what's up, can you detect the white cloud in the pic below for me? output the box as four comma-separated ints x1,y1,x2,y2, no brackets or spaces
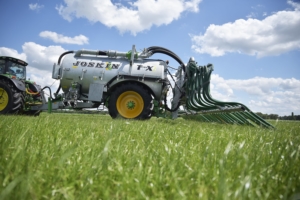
191,1,300,57
0,44,65,97
184,0,201,12
29,3,44,11
210,74,300,115
56,0,202,35
0,47,27,61
39,31,89,45
288,0,300,11
22,42,67,71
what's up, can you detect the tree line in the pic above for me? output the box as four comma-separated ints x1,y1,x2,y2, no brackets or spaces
256,112,300,120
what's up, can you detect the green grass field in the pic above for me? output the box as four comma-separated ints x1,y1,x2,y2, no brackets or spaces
0,113,299,199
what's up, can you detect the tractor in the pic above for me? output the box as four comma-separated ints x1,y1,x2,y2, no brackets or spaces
0,56,45,115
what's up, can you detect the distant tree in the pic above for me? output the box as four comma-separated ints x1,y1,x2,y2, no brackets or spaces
269,114,279,120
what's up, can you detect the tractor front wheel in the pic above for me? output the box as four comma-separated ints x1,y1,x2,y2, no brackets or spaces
0,79,23,114
108,83,153,119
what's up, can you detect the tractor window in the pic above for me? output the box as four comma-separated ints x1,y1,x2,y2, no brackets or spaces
0,60,4,74
7,61,26,79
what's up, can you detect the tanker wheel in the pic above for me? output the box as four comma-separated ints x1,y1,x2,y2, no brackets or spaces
0,79,23,114
108,83,153,119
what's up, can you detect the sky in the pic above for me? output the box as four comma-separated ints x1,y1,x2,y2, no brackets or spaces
0,0,299,116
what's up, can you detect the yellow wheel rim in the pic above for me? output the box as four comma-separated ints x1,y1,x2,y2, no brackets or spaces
116,91,144,119
0,88,9,111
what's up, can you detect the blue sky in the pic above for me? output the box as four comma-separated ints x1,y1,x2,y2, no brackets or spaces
0,0,299,116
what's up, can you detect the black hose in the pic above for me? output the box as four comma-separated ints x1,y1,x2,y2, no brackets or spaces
58,51,74,65
164,93,183,112
42,86,53,100
54,84,61,97
146,46,186,72
56,51,75,95
146,46,185,112
97,51,107,56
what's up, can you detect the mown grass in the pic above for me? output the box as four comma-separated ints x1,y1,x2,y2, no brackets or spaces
0,113,299,199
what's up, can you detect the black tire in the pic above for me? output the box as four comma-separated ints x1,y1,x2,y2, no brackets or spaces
108,83,153,119
0,79,24,114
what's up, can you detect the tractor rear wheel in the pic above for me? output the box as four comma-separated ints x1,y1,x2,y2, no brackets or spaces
0,79,23,114
108,83,153,119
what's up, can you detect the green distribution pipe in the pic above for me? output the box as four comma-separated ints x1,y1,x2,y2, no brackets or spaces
183,60,275,129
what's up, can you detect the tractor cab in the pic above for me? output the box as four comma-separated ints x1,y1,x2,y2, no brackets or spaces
0,56,27,80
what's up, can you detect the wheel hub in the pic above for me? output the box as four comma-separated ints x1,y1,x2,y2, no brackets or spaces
127,101,135,110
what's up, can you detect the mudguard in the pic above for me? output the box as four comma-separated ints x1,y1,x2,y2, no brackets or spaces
0,75,25,91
